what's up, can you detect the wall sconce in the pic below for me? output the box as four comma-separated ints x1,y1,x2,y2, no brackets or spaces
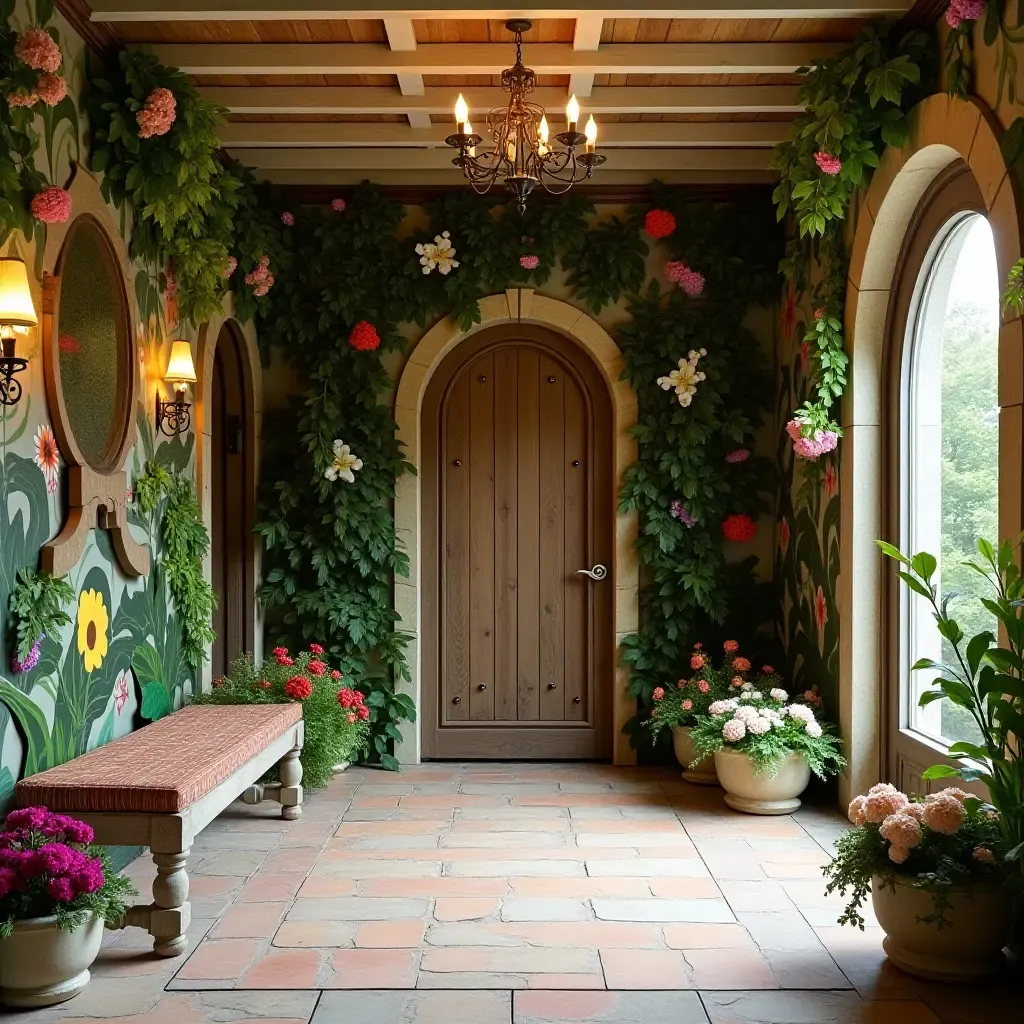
0,257,38,407
156,339,197,436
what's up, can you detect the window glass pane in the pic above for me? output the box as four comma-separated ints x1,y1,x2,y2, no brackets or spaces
906,215,998,748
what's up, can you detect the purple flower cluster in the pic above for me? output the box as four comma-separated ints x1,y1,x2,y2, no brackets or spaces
0,807,103,907
670,500,697,527
10,633,44,674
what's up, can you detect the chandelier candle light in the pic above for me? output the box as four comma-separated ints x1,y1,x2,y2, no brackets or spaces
446,20,605,213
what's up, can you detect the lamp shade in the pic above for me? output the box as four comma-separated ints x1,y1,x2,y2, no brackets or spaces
164,340,197,384
0,257,38,328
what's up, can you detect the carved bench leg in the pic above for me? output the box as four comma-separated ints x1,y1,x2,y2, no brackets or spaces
279,744,303,821
150,848,191,957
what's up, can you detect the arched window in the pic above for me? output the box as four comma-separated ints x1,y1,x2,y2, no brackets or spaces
894,171,999,779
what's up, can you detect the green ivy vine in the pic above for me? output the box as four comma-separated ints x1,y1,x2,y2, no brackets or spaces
771,22,931,437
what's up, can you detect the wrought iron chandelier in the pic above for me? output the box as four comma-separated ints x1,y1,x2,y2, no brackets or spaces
445,19,605,213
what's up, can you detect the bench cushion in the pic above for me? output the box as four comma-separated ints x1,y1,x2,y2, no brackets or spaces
15,704,303,814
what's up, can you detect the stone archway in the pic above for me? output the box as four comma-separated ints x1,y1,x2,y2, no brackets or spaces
393,290,639,765
840,94,1021,801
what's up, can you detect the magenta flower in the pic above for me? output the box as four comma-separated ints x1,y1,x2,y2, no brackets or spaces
331,198,346,212
30,185,71,224
281,211,295,226
520,254,539,270
945,0,985,27
725,448,750,464
670,500,697,527
814,152,842,176
11,633,44,674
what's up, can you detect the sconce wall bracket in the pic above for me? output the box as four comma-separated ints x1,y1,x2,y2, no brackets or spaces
0,336,28,407
156,390,192,437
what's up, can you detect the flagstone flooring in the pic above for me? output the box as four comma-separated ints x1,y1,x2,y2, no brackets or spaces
14,763,1023,1023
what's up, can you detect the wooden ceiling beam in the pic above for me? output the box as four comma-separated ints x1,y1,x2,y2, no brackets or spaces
217,120,789,147
91,1,912,21
569,16,603,101
204,84,803,114
153,40,842,75
224,145,774,170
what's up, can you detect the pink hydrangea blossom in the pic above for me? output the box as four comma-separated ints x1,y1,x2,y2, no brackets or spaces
973,846,995,864
520,254,539,270
245,255,274,297
697,679,710,694
814,151,842,175
786,418,839,461
7,90,38,107
725,448,750,464
682,699,693,711
15,27,62,73
690,653,705,670
921,793,965,835
223,255,237,278
331,198,346,212
664,261,687,282
664,260,705,296
936,787,971,803
862,783,909,824
281,211,295,226
35,73,66,106
880,812,923,850
652,687,665,701
945,0,985,28
136,87,176,139
888,844,910,864
30,185,71,224
847,795,867,825
722,718,746,742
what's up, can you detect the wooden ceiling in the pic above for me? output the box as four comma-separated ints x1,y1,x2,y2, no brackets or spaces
73,2,918,185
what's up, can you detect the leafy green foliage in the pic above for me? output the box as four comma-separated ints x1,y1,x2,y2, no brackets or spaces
878,536,1024,881
8,568,74,662
772,22,931,436
823,793,1008,930
191,649,369,789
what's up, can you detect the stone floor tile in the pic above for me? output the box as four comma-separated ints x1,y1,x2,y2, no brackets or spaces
312,858,442,878
312,989,511,1024
357,877,510,898
296,876,357,898
434,897,502,921
449,819,571,833
509,877,652,898
684,947,779,989
499,898,590,922
192,851,268,877
446,859,585,877
286,896,429,921
323,948,422,988
239,949,323,988
778,879,847,910
600,949,695,989
212,901,289,939
401,795,511,808
648,878,723,899
760,859,830,880
273,922,358,947
587,859,710,878
339,834,443,850
56,989,319,1023
457,805,569,820
514,990,710,1024
421,945,600,974
191,831,284,852
763,950,853,989
174,938,263,981
699,991,942,1024
354,919,426,947
592,898,734,923
916,978,1024,1024
663,923,757,950
736,910,826,951
811,926,922,1000
718,880,795,914
239,872,310,902
342,808,456,822
426,921,662,949
439,832,570,849
335,819,451,836
516,794,668,808
576,832,695,848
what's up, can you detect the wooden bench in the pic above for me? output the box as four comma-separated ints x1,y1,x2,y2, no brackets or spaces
14,704,304,957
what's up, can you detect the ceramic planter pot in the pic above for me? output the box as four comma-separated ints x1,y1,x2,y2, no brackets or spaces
871,877,1012,982
672,726,718,785
713,748,810,814
0,912,104,1008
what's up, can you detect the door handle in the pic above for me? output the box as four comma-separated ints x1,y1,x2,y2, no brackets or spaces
575,564,608,581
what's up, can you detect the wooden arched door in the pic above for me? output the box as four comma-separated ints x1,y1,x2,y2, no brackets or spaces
210,322,256,679
422,324,613,758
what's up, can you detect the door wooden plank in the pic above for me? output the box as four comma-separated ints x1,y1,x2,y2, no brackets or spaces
563,373,588,723
493,347,519,722
469,353,496,722
517,348,541,722
538,354,565,722
444,371,471,722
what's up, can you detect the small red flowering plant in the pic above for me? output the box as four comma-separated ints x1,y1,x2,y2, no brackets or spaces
0,808,137,938
191,645,369,788
647,641,742,738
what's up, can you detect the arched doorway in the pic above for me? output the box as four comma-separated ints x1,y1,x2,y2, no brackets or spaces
421,324,614,759
209,321,256,679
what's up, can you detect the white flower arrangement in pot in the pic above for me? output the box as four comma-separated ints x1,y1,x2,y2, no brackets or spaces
824,783,1012,982
688,685,844,814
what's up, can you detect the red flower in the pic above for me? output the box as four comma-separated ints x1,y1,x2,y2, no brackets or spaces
723,640,739,653
358,705,369,720
276,655,294,666
272,647,288,657
331,669,342,680
761,665,775,674
652,687,665,701
779,516,790,554
644,208,676,239
258,680,271,689
693,642,702,650
338,687,363,709
347,712,357,724
732,656,751,673
307,659,326,676
721,514,757,543
690,653,705,670
824,461,838,498
309,643,324,654
814,585,829,631
285,676,313,700
349,321,380,351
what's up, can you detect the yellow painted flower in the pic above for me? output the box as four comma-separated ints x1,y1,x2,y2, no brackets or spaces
76,589,109,673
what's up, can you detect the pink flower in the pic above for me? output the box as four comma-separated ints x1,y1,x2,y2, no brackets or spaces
331,198,346,212
973,846,995,864
7,90,38,107
862,783,909,824
725,448,750,464
814,586,828,631
945,0,985,28
679,266,705,297
697,679,710,694
15,28,62,73
35,73,66,106
847,795,867,825
664,260,687,282
137,87,176,138
722,719,746,742
223,256,237,278
723,640,739,653
309,643,325,654
888,844,909,864
652,687,665,701
732,656,751,673
114,673,129,714
762,665,775,674
880,812,923,850
670,500,696,527
731,676,744,688
690,654,705,670
358,705,369,720
520,254,539,270
921,793,965,835
347,712,357,724
682,699,693,711
786,418,839,461
31,185,71,224
814,151,842,175
281,211,295,226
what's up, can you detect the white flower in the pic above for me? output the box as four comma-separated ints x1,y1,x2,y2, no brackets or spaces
708,699,738,716
805,720,823,738
656,349,706,407
769,688,789,701
785,704,814,723
747,717,771,735
739,690,763,701
325,439,363,483
722,718,746,742
415,230,459,275
734,705,760,724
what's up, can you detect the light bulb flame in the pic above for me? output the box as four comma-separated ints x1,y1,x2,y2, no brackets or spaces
585,115,597,143
454,93,469,125
566,94,580,126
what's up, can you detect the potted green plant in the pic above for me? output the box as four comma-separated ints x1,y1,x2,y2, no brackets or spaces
876,538,1024,956
191,644,370,788
689,683,844,814
824,782,1011,981
648,641,773,785
0,808,137,1008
